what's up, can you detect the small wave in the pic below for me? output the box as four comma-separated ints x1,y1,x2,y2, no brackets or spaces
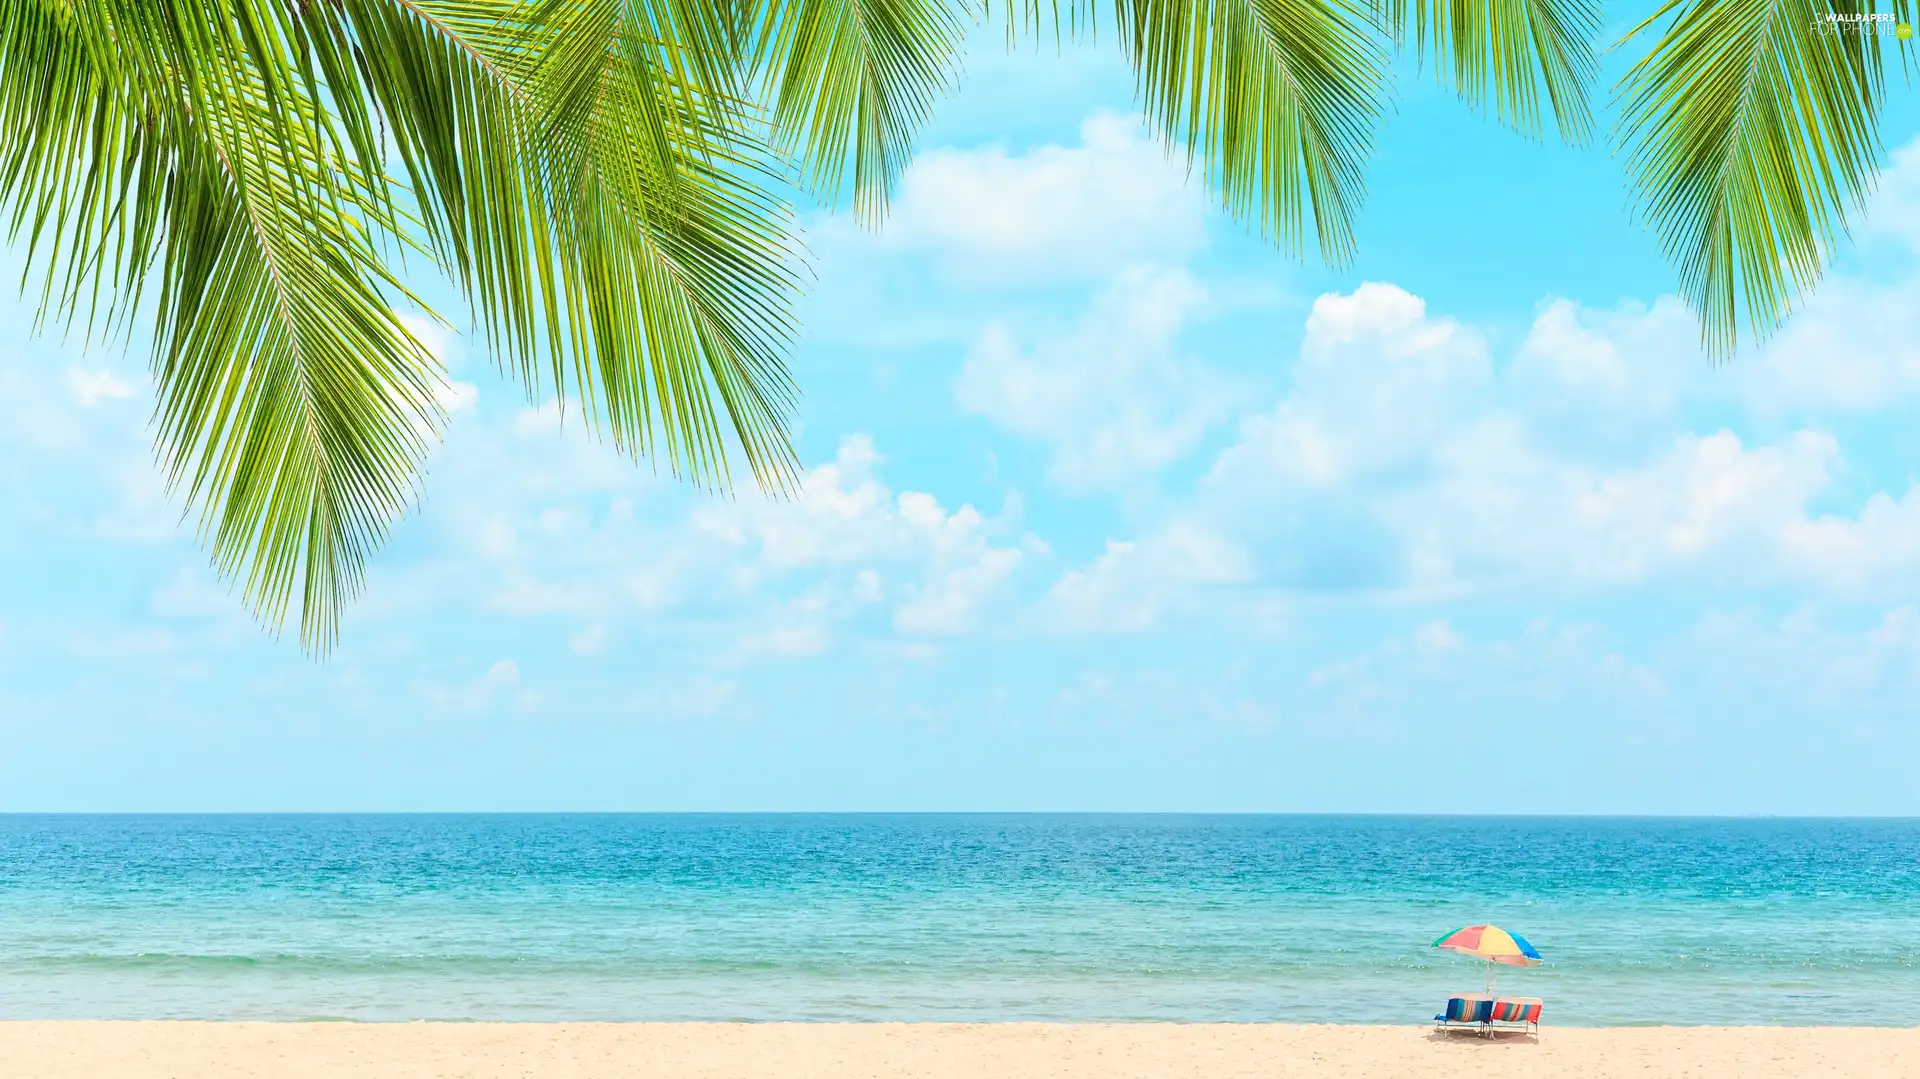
5,953,553,975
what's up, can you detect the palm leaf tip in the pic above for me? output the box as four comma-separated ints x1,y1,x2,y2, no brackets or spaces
0,0,447,655
1379,0,1601,143
1116,0,1391,267
753,0,973,223
1614,0,1890,355
507,0,807,494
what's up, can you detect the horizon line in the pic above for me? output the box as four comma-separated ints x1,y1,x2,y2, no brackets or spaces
0,810,1916,819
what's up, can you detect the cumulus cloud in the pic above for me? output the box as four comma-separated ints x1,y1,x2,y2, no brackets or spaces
897,545,1022,635
1207,283,1489,492
1511,285,1920,422
956,268,1234,492
882,113,1207,280
1047,525,1253,632
1500,140,1920,426
420,425,1035,656
1507,296,1698,439
1388,426,1852,593
1052,248,1920,623
700,437,1030,638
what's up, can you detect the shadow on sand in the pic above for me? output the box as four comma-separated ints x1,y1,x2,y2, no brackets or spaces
1424,1028,1541,1047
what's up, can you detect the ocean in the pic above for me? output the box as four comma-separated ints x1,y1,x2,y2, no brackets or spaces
0,814,1914,1025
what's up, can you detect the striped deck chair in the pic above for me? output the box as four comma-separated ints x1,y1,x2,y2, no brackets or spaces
1488,997,1543,1035
1432,994,1494,1031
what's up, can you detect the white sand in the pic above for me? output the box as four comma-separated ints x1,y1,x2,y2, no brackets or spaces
1,1022,1914,1079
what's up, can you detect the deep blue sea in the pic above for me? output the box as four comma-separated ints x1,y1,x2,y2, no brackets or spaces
0,814,1915,1024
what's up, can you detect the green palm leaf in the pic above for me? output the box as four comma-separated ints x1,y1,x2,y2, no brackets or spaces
1616,0,1906,354
1378,0,1600,141
4,0,1907,659
0,0,805,653
0,0,441,653
750,0,972,221
351,0,804,489
1114,0,1389,265
519,0,804,486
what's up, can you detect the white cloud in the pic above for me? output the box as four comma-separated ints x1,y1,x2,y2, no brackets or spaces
1737,278,1920,414
1048,524,1253,632
2,364,87,451
957,268,1234,492
1781,485,1920,591
436,380,479,413
397,312,457,365
1208,283,1489,492
1513,285,1920,421
1502,139,1920,423
1688,605,1920,706
883,113,1207,280
1050,254,1920,616
698,438,1030,639
0,350,185,548
1389,426,1848,593
1857,137,1920,253
679,679,739,716
738,623,832,659
64,368,136,406
697,436,896,570
421,659,542,715
895,546,1021,635
1509,296,1696,433
412,425,1035,657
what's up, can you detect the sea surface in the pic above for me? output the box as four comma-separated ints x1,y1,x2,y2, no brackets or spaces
0,814,1915,1025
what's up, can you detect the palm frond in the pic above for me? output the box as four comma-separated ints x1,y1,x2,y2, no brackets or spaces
361,0,805,489
1114,0,1389,265
0,0,806,654
748,0,973,221
1616,0,1906,354
1377,0,1600,142
521,0,805,487
0,0,440,653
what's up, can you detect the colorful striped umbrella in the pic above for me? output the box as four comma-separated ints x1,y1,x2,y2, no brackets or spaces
1432,925,1542,992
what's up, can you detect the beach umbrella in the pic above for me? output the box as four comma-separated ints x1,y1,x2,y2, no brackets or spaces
1432,925,1542,992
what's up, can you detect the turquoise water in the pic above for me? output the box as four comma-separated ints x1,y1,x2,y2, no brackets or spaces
0,814,1915,1024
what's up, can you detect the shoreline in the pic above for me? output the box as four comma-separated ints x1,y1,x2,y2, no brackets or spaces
2,1018,1915,1027
0,1021,1913,1078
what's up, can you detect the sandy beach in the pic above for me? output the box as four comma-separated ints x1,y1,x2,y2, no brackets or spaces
0,1022,1913,1079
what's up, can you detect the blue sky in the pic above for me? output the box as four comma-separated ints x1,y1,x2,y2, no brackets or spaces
6,25,1920,813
